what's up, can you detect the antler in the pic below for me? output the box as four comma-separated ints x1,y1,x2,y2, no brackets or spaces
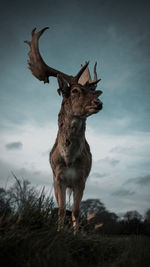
24,27,89,85
78,61,101,89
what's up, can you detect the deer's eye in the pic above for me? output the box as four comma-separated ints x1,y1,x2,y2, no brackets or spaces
72,88,79,94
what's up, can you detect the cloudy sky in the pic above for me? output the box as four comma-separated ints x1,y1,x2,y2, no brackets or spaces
0,0,150,215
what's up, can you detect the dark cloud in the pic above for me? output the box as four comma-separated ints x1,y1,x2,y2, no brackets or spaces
110,146,132,154
112,189,135,197
126,174,150,186
0,160,52,188
97,157,119,166
90,172,106,179
137,175,150,186
13,167,52,187
5,142,23,150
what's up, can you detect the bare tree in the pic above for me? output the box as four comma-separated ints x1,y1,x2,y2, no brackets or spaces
145,209,150,222
123,210,143,222
80,199,105,218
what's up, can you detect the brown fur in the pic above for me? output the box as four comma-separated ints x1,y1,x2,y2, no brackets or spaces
50,82,102,232
25,27,103,233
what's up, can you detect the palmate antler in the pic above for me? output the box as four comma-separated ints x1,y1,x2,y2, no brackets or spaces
24,27,89,85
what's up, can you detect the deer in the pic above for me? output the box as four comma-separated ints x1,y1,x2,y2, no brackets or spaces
25,27,103,233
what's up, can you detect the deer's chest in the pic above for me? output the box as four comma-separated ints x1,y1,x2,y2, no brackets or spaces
63,167,77,182
59,141,84,167
61,166,83,187
58,118,85,164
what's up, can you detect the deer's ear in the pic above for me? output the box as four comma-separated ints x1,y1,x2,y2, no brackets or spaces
57,74,69,96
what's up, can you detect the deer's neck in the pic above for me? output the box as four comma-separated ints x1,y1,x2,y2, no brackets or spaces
57,104,86,166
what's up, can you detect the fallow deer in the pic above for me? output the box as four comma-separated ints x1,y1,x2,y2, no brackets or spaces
25,27,103,233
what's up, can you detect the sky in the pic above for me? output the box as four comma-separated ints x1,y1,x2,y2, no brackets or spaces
0,0,150,216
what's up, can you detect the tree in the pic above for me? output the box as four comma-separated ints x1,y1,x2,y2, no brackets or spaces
145,209,150,222
80,199,106,218
123,210,143,222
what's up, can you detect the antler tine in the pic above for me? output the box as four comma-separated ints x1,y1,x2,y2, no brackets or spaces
32,27,49,38
89,62,101,89
24,27,73,84
93,62,98,81
89,79,101,86
74,61,89,83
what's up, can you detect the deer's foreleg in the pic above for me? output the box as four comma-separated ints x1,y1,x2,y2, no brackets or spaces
54,180,66,231
72,184,85,234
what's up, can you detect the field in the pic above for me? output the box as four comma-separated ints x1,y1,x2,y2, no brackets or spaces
0,224,150,267
0,179,150,267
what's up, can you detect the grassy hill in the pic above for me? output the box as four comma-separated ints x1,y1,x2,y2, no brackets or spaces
0,178,150,267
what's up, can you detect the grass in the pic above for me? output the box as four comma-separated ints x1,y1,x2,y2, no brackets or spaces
1,212,150,267
0,222,150,267
0,178,150,267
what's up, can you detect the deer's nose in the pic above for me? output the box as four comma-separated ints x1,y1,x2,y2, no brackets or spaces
94,100,100,105
93,99,103,109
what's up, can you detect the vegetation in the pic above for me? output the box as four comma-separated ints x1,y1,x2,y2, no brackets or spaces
0,176,150,267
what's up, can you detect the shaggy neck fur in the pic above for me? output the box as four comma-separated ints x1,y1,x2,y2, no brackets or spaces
57,100,86,166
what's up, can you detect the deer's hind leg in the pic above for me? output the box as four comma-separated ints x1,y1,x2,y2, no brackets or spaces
54,179,66,231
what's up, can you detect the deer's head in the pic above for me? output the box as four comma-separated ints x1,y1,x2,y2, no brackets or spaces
57,76,103,118
25,27,103,118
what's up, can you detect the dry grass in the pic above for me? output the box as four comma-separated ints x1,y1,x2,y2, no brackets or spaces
0,177,150,267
